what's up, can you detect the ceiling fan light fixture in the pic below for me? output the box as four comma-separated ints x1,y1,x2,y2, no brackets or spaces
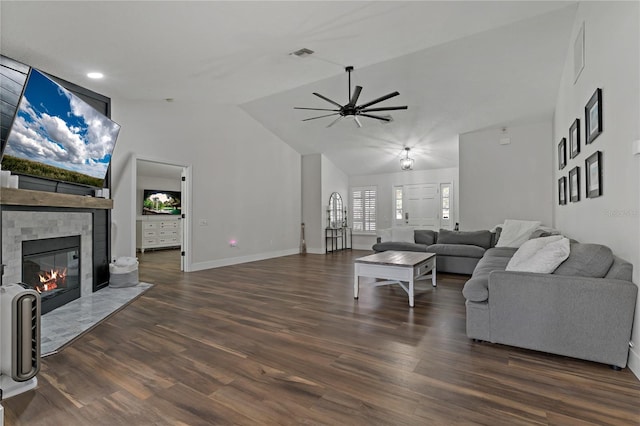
294,65,407,126
400,147,414,171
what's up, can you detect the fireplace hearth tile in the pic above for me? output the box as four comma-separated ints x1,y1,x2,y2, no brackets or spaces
41,282,153,356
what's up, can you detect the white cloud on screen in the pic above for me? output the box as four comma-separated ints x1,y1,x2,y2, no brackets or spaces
5,92,119,179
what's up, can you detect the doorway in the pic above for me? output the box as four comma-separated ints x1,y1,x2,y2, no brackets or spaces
132,157,191,272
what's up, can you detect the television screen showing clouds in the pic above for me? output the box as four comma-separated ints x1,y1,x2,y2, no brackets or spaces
2,69,120,181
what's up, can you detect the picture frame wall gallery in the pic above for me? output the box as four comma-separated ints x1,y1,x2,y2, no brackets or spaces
558,88,604,205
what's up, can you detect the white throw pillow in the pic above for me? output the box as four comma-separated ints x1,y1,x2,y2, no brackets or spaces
495,219,541,248
378,228,392,242
506,235,570,273
392,227,415,243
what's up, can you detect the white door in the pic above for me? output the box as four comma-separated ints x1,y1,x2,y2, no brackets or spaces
403,184,438,228
180,168,187,272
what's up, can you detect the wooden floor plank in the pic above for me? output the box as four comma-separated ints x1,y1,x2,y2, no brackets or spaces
3,249,639,425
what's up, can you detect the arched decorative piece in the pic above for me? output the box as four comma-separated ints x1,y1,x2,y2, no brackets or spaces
328,192,344,229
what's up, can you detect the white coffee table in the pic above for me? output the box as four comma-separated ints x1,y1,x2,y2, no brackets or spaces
354,251,436,307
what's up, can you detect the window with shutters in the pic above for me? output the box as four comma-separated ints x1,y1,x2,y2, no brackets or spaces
351,186,377,233
393,186,403,226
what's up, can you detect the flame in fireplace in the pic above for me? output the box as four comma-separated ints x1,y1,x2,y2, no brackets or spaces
36,268,67,293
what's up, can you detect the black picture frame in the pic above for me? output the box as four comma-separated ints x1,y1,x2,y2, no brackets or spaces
585,151,602,198
569,119,580,158
569,166,580,202
558,138,567,170
558,176,567,205
585,88,603,144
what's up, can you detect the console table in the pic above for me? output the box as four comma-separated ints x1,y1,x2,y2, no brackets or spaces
325,227,352,253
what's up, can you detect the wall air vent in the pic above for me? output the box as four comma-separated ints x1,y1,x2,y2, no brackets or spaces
290,48,314,58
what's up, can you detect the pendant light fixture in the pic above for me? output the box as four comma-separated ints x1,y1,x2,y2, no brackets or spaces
400,147,414,170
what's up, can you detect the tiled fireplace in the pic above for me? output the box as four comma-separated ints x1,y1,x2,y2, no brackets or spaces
1,211,93,312
22,235,82,314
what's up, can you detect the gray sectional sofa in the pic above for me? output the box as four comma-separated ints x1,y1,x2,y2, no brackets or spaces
463,243,637,369
372,229,497,275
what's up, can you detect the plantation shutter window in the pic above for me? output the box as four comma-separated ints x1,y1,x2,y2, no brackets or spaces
352,186,377,233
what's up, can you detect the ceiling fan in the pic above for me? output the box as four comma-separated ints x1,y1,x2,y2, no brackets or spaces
294,66,408,128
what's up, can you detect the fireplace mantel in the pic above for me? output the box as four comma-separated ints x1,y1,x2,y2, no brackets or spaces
0,188,112,209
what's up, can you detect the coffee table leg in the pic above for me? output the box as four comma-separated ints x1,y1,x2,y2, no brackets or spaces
354,274,359,299
432,262,437,287
409,277,414,307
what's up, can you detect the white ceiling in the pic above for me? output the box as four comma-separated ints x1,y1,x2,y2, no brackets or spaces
1,1,577,176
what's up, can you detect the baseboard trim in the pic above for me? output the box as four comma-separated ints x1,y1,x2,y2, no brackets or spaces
189,248,300,271
627,346,640,380
305,248,325,255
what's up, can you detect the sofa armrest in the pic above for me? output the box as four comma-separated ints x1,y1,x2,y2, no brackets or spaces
488,271,638,367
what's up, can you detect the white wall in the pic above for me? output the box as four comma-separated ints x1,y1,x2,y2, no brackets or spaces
301,154,322,253
301,154,349,254
349,167,459,249
459,121,553,230
552,1,640,376
110,100,301,270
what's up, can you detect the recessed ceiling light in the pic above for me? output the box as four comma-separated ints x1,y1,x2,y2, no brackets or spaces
87,72,104,79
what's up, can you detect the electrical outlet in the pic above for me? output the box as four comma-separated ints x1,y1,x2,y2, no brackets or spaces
199,219,208,226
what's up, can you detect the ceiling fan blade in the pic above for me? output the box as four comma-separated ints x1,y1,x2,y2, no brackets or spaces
360,106,408,113
313,92,343,108
294,107,340,112
302,113,340,122
327,116,344,128
354,116,363,128
359,113,392,122
348,85,362,106
357,91,400,109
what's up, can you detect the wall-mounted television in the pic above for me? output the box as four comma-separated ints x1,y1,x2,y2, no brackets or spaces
142,190,181,215
1,68,121,187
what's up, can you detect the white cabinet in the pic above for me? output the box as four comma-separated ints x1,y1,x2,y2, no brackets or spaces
136,218,181,252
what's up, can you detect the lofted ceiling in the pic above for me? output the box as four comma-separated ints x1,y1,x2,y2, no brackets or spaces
0,1,577,176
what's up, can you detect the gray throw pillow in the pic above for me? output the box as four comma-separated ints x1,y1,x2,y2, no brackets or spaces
553,243,614,278
414,230,437,245
437,229,493,249
492,227,502,247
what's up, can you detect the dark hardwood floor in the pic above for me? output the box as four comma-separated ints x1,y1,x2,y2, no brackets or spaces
3,249,640,425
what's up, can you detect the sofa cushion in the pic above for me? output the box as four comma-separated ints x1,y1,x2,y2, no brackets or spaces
506,236,570,274
495,219,541,248
414,229,437,245
484,247,519,258
391,227,415,243
553,243,614,278
437,229,493,249
462,255,512,302
372,242,427,253
605,256,633,281
426,244,486,259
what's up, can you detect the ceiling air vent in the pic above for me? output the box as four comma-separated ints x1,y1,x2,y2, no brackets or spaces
290,48,314,58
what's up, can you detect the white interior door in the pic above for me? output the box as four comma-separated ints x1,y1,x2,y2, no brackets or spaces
403,184,438,228
180,169,186,272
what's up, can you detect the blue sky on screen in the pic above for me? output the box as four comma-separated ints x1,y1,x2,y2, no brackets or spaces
4,69,120,179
